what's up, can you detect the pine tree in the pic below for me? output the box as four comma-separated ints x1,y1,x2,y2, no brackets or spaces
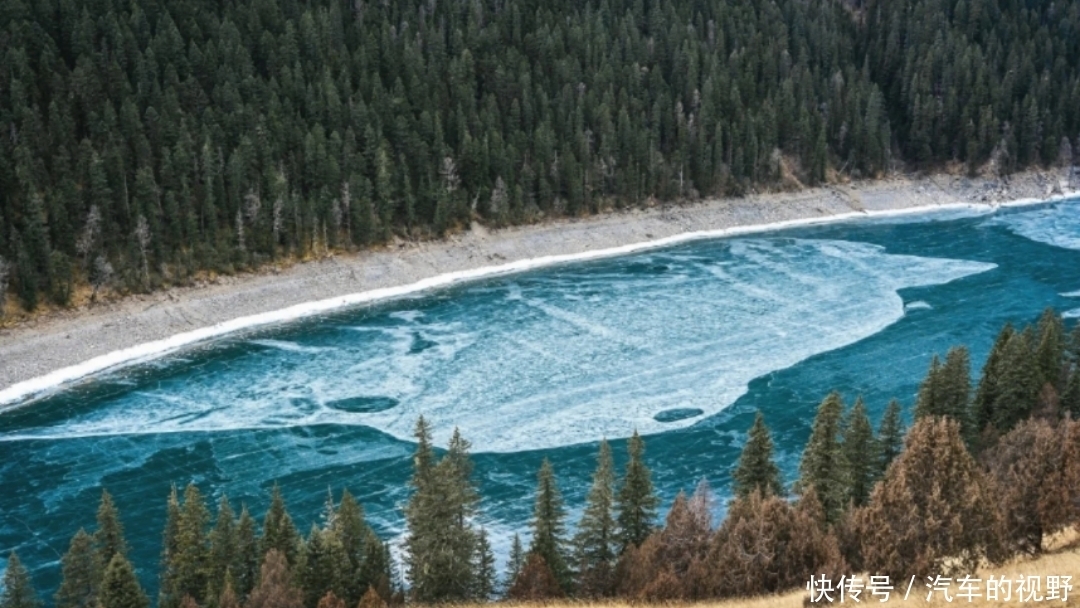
95,490,129,567
914,355,944,420
529,459,571,592
298,526,348,608
404,422,480,602
1063,366,1080,419
616,431,659,552
505,534,525,592
260,485,299,566
233,507,259,599
55,529,100,608
473,528,496,600
939,347,973,439
1034,308,1066,390
98,555,149,608
207,495,238,606
877,399,905,476
841,397,878,507
162,484,211,608
973,324,1014,432
993,329,1040,431
732,411,784,498
331,490,369,605
1,552,41,608
796,392,849,524
573,440,617,597
159,487,182,608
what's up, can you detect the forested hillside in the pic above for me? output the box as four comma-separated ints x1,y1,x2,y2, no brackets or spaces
1,0,1078,310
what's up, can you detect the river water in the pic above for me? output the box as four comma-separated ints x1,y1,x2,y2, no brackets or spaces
2,200,1079,596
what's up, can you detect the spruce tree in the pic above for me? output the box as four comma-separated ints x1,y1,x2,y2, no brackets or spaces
55,529,100,608
331,490,369,605
207,496,238,607
1063,367,1080,419
98,555,149,608
993,329,1040,431
404,421,480,602
572,439,617,597
1,552,41,608
162,483,211,608
233,506,259,599
841,397,878,507
260,485,299,566
529,459,571,592
939,347,973,439
95,490,129,567
973,324,1014,432
298,526,348,608
877,399,905,476
732,411,784,498
913,355,944,420
796,392,849,524
505,534,525,592
473,528,496,600
616,431,659,552
1034,308,1066,390
159,487,181,608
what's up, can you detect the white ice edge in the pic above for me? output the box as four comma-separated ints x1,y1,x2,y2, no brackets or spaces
2,190,1077,407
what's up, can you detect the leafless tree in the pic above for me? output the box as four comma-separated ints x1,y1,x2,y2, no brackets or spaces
76,205,101,266
236,209,246,254
91,255,114,301
134,214,152,288
440,156,459,194
0,256,9,317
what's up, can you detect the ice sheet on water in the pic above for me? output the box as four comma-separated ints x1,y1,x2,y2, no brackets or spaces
0,239,995,452
1064,309,1080,319
1061,290,1080,298
989,201,1080,251
905,300,933,311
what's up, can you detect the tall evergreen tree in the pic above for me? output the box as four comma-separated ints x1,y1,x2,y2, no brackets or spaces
877,399,905,476
1,552,41,608
260,485,299,567
473,528,496,600
505,534,525,593
1034,308,1066,391
55,530,100,608
529,459,571,593
95,491,128,568
732,411,784,498
939,347,973,439
993,329,1040,431
841,397,878,507
572,439,617,597
616,431,659,552
207,496,238,607
404,421,480,602
161,484,211,608
233,507,259,600
796,392,849,524
973,324,1014,433
98,555,149,608
914,355,944,420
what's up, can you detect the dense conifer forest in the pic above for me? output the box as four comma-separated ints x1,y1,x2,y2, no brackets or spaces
3,311,1080,606
1,0,1079,309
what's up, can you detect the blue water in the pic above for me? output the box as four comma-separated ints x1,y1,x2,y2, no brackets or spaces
2,200,1079,596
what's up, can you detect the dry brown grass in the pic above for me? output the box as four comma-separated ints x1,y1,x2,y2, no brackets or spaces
477,529,1080,608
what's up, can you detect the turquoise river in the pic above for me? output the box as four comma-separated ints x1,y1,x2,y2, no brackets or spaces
2,199,1080,595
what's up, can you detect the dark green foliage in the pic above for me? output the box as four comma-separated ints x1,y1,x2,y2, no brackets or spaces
573,440,617,597
298,526,349,608
973,324,1014,433
732,412,784,499
8,0,1075,306
842,397,878,507
207,496,238,607
1035,309,1066,391
877,399,905,476
916,348,974,438
160,484,210,608
993,329,1041,431
233,507,259,600
473,528,496,600
95,491,128,568
404,422,482,602
1,552,41,608
796,392,849,524
616,431,659,552
260,486,300,567
529,459,571,593
505,534,525,593
55,530,100,608
98,555,149,608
